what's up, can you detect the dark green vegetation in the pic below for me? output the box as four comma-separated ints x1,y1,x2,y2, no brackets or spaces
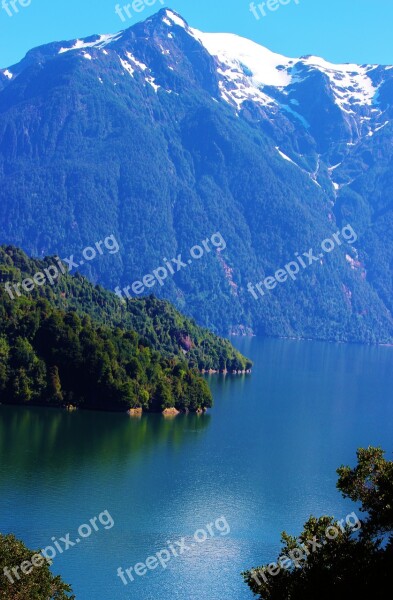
0,534,74,599
0,246,251,412
0,404,211,476
0,10,393,342
243,447,393,600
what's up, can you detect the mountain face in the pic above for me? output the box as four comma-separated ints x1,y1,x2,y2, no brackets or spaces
1,9,393,342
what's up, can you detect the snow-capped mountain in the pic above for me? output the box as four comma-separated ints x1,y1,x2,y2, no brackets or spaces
193,29,383,110
195,28,390,138
0,9,393,342
3,8,390,163
3,10,391,125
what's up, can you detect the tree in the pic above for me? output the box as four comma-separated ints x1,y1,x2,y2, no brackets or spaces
243,447,393,600
0,335,9,392
11,369,33,404
337,446,393,536
47,366,63,404
0,533,75,599
154,379,173,410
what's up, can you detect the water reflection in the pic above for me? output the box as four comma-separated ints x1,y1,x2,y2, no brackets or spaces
0,406,211,482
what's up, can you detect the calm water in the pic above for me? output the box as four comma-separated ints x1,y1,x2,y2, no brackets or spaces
1,337,393,599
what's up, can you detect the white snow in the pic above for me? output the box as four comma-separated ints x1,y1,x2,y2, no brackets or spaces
145,76,160,92
96,33,123,47
328,163,342,171
126,52,148,71
346,254,358,269
83,53,92,60
189,28,387,119
165,10,187,28
301,55,377,113
119,52,149,77
119,57,134,76
59,33,122,55
191,30,293,109
275,147,296,164
45,16,391,127
374,120,389,132
275,146,322,187
59,39,89,54
193,30,293,88
3,69,13,79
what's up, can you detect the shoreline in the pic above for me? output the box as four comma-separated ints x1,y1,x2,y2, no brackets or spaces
0,402,211,417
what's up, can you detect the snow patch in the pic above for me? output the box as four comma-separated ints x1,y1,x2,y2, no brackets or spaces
301,55,377,113
95,33,123,47
119,52,149,77
346,254,361,270
190,28,385,118
374,120,389,132
275,147,296,164
59,39,89,54
126,52,148,71
165,10,187,28
328,163,342,171
191,30,292,109
145,76,160,92
3,69,13,79
193,30,293,88
59,33,122,55
120,57,134,76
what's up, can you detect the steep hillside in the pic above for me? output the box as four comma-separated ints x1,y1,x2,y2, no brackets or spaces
0,246,252,373
0,245,252,413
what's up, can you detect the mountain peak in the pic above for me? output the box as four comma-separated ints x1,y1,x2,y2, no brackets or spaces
1,7,391,129
159,8,189,29
0,10,393,343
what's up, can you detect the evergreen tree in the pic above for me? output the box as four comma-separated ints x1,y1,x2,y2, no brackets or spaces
243,447,393,600
0,534,74,600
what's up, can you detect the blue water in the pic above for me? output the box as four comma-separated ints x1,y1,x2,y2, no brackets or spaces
1,337,392,599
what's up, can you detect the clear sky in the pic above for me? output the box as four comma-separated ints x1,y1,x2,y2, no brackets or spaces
0,0,392,69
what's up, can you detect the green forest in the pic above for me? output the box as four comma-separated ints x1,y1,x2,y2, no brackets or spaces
0,246,251,413
0,533,74,599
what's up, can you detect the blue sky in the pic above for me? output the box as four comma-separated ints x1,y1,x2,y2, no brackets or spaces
0,0,392,69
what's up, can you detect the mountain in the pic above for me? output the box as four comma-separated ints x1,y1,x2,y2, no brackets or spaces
0,9,392,343
0,245,251,413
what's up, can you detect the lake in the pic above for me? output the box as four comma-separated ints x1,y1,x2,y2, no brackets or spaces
1,337,392,599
